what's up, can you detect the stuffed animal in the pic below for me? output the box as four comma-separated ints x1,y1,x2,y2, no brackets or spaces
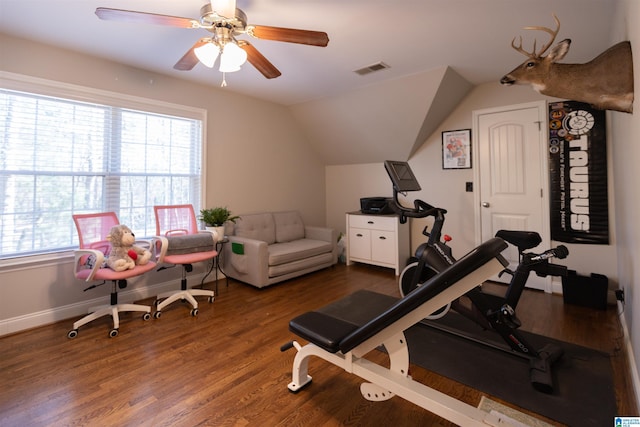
106,224,152,271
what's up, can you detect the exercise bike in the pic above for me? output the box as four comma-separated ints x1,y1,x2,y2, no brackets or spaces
384,160,569,393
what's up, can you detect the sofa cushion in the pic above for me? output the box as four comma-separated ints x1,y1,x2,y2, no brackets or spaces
268,239,333,266
273,211,305,243
269,252,334,278
234,213,276,244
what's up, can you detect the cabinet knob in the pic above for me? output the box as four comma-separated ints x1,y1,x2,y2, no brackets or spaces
378,236,386,240
367,221,374,224
356,233,363,237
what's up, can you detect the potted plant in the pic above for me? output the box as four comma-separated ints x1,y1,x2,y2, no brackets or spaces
199,207,240,241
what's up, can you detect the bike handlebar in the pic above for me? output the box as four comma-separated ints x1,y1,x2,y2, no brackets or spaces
390,191,447,223
504,244,569,309
527,245,569,262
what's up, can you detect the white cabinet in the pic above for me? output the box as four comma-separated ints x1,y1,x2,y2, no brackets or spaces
346,212,410,275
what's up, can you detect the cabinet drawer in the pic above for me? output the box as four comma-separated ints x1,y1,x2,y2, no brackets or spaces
348,215,396,231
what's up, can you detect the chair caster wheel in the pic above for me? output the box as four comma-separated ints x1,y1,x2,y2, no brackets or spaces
67,329,78,339
142,312,151,321
109,328,119,338
153,311,162,319
208,296,215,303
190,308,198,317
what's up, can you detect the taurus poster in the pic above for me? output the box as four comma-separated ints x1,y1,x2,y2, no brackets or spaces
548,101,609,244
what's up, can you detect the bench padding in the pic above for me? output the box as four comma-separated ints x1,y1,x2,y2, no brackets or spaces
291,290,398,352
289,237,508,354
285,237,511,427
289,312,360,352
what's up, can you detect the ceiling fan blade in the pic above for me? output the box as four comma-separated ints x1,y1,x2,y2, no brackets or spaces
95,7,199,28
238,41,281,79
248,25,329,47
174,39,209,71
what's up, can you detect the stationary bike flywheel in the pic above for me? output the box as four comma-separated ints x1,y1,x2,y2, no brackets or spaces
398,262,451,319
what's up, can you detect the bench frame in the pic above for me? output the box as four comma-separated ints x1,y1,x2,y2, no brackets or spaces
286,239,518,427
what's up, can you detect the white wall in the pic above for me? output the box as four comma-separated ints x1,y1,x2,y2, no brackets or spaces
326,2,639,405
326,83,619,286
293,67,472,165
324,84,548,248
2,8,639,407
611,0,640,407
0,34,327,335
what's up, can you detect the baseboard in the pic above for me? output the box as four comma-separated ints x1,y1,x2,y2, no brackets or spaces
619,300,640,412
0,273,213,337
478,396,554,427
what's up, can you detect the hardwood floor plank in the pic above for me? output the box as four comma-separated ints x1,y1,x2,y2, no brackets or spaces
0,263,635,426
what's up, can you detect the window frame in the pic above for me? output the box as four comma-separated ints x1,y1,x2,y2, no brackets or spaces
0,71,208,266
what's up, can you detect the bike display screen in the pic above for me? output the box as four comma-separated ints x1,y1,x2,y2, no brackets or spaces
384,160,421,192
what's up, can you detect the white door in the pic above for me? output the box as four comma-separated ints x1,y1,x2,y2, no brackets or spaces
473,102,551,291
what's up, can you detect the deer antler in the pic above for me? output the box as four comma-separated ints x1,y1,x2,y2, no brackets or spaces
511,36,536,58
511,13,561,58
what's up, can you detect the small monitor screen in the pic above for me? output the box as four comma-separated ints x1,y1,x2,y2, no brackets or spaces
384,160,421,192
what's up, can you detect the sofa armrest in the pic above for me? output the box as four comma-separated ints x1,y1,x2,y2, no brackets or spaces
223,236,270,287
305,225,336,243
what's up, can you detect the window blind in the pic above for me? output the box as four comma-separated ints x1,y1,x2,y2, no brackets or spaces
0,87,204,259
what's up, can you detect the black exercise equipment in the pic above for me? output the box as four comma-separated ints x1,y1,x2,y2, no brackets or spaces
283,238,511,426
385,160,568,394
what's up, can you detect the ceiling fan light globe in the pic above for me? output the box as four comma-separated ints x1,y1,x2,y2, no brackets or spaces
218,58,242,72
219,42,247,72
194,42,220,68
219,64,241,73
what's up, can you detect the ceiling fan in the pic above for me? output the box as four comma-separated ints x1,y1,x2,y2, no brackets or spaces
95,0,329,83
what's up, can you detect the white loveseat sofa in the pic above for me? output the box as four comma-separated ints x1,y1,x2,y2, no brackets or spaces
221,211,338,288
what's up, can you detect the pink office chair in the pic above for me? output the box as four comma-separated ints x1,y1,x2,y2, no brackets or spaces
68,212,157,338
153,204,217,317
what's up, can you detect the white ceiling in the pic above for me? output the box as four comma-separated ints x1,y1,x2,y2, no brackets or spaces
0,0,618,106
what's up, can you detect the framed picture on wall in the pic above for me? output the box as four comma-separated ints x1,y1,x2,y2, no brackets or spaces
442,129,472,169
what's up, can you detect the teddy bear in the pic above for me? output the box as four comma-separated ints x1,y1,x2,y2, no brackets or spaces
105,224,152,272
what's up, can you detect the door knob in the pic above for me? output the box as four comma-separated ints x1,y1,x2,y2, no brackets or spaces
482,202,491,208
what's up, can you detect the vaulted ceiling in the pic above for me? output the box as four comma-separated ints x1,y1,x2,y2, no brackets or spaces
0,0,620,164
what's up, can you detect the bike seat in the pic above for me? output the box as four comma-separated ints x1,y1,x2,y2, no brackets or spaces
495,230,542,251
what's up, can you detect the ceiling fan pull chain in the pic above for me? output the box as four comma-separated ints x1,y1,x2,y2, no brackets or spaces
221,72,228,87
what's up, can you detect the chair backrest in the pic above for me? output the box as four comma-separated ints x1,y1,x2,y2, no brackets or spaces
73,212,119,252
154,205,198,237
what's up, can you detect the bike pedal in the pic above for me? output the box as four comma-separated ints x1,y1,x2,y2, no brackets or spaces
501,314,522,329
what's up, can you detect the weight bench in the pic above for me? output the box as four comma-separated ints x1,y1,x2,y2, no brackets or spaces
283,237,515,427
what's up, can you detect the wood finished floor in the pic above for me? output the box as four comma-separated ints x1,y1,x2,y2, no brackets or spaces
0,263,636,426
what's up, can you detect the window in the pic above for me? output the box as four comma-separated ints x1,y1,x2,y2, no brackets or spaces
0,76,205,260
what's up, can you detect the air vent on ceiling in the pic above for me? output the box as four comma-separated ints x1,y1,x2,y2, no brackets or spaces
353,62,390,76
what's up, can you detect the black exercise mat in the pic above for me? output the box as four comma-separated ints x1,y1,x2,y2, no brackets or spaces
405,315,616,427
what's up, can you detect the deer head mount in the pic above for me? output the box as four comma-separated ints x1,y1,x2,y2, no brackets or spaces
501,14,634,114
